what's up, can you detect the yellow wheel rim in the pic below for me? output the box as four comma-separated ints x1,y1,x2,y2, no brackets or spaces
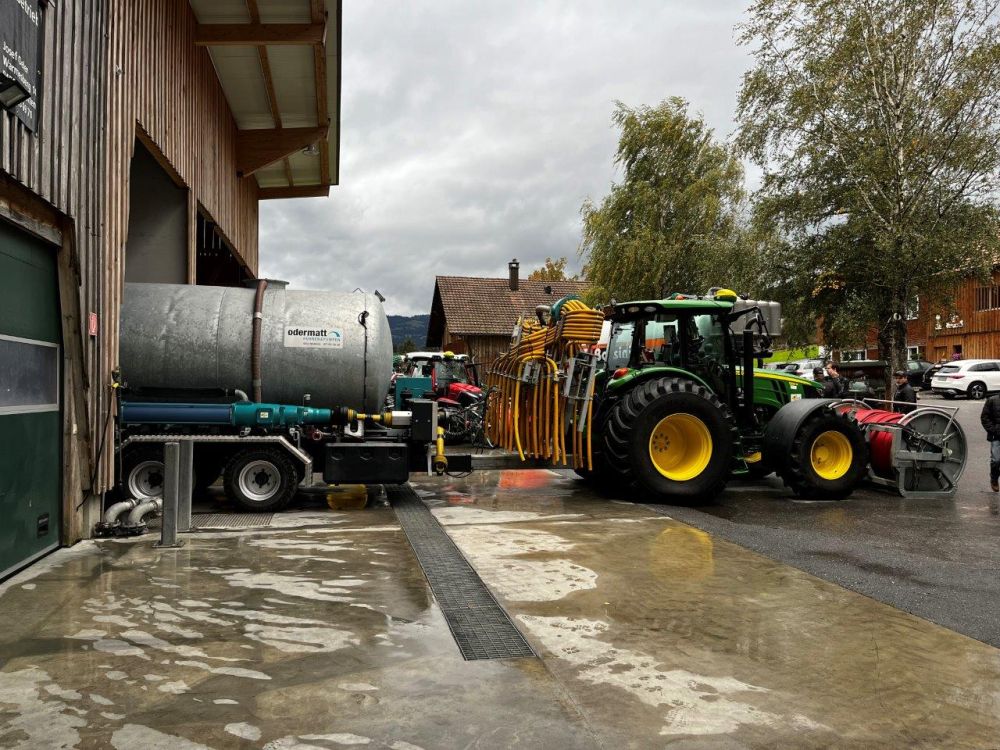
810,430,853,480
648,413,713,481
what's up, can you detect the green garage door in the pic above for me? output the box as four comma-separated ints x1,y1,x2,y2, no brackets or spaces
0,220,61,580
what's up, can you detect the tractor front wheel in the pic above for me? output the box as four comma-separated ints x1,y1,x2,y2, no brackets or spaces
602,378,734,504
777,412,867,499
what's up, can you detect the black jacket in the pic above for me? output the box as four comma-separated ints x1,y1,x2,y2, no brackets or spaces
982,395,1000,441
822,375,847,398
894,383,917,414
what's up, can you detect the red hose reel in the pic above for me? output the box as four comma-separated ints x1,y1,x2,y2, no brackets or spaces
833,401,967,498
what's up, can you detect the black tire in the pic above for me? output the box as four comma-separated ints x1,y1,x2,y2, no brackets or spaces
223,447,299,512
193,448,227,495
778,412,867,500
602,378,735,504
942,393,956,400
573,453,620,492
968,382,987,400
120,445,166,500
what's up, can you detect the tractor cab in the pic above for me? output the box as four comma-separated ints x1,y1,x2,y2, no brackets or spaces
403,351,482,407
602,291,815,421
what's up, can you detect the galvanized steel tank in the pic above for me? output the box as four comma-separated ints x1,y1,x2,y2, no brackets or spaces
120,282,393,411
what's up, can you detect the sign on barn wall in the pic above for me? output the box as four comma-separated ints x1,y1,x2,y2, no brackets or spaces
0,0,43,132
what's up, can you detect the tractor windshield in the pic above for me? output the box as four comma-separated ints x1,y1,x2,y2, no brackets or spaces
607,311,729,374
607,323,635,369
435,359,468,386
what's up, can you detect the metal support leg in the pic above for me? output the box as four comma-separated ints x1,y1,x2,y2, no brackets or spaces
155,442,184,548
178,441,193,533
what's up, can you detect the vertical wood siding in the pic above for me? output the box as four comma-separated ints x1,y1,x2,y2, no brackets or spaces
0,0,110,516
2,0,261,502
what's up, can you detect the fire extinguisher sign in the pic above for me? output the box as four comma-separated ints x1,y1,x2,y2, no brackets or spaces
284,325,344,349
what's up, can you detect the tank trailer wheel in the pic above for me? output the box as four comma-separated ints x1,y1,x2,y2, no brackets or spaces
778,412,867,500
121,445,166,500
223,447,300,512
602,378,735,504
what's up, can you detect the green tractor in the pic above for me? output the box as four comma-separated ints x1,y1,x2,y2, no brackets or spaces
581,289,868,502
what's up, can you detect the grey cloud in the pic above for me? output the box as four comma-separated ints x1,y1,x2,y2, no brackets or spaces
260,0,752,315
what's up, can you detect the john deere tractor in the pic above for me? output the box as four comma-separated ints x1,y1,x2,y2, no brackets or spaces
580,289,868,502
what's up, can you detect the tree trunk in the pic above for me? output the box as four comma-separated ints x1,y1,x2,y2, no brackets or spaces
876,294,909,402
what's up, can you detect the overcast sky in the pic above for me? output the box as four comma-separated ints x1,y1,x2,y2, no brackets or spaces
259,0,753,316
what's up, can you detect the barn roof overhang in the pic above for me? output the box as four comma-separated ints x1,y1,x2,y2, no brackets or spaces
188,0,341,200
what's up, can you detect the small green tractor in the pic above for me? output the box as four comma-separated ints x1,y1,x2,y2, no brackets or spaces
580,289,869,502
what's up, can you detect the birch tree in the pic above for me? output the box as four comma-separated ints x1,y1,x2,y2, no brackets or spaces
580,99,746,303
737,0,1000,376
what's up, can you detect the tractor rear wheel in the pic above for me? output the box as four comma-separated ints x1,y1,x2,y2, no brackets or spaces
777,412,867,499
602,378,735,503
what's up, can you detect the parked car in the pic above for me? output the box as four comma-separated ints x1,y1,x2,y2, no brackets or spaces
930,359,1000,399
840,360,890,399
922,361,949,390
901,359,933,390
772,358,826,380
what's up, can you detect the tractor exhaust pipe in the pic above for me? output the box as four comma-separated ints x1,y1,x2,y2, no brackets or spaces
742,329,756,425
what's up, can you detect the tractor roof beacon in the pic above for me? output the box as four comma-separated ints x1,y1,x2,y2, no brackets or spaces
583,289,868,502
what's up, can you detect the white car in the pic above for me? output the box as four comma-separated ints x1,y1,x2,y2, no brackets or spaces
930,359,1000,399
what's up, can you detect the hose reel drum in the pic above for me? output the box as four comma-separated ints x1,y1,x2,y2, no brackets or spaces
832,401,967,498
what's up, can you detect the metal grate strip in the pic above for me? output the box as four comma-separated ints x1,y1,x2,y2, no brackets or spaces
386,484,536,661
191,513,274,529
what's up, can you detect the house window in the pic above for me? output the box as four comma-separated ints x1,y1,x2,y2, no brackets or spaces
974,286,1000,312
906,297,919,320
841,349,866,361
907,345,924,360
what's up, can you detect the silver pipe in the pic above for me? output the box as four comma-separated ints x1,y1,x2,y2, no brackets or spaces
233,389,250,402
103,498,141,525
127,497,162,526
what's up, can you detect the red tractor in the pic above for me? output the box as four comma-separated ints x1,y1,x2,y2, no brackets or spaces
404,351,487,443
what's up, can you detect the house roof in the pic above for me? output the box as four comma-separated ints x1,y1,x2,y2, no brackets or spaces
429,276,590,339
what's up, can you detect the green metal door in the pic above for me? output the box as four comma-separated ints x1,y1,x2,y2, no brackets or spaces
0,219,61,579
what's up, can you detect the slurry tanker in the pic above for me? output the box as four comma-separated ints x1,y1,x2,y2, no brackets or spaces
105,281,460,529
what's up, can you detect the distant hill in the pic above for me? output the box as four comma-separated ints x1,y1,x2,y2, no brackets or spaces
387,314,430,351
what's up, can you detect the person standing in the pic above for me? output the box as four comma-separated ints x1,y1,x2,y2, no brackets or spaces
892,370,917,414
980,393,1000,492
822,362,847,397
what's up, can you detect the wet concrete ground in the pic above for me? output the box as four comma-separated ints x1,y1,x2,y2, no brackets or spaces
645,393,1000,647
3,466,1000,748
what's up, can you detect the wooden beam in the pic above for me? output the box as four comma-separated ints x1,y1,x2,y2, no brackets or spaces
195,22,325,46
258,185,330,200
236,126,328,177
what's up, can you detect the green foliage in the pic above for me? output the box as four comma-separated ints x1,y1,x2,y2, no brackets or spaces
764,345,822,363
580,99,748,305
527,257,577,281
737,0,1000,376
397,337,417,355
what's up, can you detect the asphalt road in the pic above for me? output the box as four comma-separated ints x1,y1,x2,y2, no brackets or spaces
644,392,1000,647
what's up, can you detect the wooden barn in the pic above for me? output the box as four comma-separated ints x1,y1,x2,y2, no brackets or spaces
0,0,341,577
847,269,1000,363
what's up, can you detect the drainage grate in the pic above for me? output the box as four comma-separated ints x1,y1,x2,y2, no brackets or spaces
191,513,274,529
387,484,536,661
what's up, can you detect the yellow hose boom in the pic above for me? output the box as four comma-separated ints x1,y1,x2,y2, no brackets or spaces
484,298,604,470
